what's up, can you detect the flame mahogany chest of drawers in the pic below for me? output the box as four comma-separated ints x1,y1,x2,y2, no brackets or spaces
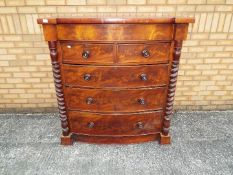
38,17,194,145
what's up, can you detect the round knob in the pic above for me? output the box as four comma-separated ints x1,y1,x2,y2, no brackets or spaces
83,73,91,81
82,50,90,59
136,122,144,129
141,49,150,58
140,74,148,81
87,122,94,128
67,45,72,48
86,97,94,105
138,98,146,105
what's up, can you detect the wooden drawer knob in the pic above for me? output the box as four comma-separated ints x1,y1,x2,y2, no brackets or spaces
141,49,150,58
82,50,90,59
140,73,148,81
87,122,95,128
86,97,94,104
138,98,146,105
136,122,144,129
83,73,91,81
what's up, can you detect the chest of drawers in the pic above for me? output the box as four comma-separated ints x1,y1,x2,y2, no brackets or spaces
38,17,194,145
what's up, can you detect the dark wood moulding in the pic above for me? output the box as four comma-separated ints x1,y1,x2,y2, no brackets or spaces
38,17,195,24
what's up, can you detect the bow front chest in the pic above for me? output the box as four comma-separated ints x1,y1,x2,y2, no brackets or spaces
38,17,194,145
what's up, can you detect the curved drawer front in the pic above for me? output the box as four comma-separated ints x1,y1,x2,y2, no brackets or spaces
117,43,170,64
68,111,163,136
61,42,170,65
61,43,114,64
63,64,168,88
65,87,166,112
57,24,173,41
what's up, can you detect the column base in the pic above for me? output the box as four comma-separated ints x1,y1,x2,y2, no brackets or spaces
159,133,171,145
60,133,73,145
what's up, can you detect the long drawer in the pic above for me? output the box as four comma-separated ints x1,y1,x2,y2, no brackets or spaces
68,111,163,136
61,42,170,65
62,64,168,88
57,24,173,41
64,87,166,112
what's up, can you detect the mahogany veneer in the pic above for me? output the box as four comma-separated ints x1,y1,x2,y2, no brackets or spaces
62,64,168,88
68,111,163,135
65,87,166,112
38,17,194,145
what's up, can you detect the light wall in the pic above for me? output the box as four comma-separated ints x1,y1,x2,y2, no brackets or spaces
0,0,233,112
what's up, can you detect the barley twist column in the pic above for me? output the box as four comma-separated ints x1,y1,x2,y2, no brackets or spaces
162,40,182,136
48,41,69,136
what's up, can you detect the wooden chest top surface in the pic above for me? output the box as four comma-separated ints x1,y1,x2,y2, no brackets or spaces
37,17,195,24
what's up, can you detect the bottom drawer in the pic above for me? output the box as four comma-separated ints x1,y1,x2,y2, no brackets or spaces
68,111,163,136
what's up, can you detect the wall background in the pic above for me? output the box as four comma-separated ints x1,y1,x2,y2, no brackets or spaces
0,0,233,112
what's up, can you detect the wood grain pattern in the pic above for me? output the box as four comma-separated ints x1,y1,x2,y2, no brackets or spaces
73,133,159,144
57,24,173,41
174,24,189,40
61,43,114,64
65,87,166,112
42,25,57,41
62,64,168,88
62,42,171,65
37,17,195,24
117,43,170,64
68,111,163,136
38,17,194,145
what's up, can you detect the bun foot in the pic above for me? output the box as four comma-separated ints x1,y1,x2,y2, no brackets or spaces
60,133,73,145
159,133,171,145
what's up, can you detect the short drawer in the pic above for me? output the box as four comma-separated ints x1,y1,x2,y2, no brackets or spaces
68,111,163,136
65,87,166,112
62,64,168,88
57,24,173,41
61,43,114,64
117,43,170,64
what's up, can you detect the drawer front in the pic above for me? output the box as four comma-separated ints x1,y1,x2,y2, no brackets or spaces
61,43,114,64
63,64,168,88
65,87,166,112
69,111,163,136
117,43,170,64
57,24,173,41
